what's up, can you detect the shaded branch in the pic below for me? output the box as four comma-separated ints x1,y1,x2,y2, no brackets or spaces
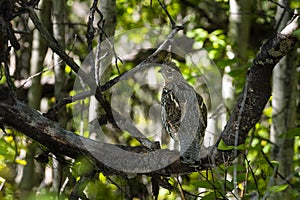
204,15,298,165
27,6,157,149
0,94,194,175
0,7,297,177
27,7,112,116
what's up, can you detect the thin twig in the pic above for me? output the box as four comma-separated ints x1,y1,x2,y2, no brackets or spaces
233,80,248,198
27,6,114,117
97,24,123,75
0,17,15,93
17,66,53,90
157,0,176,28
44,90,93,118
243,153,260,196
86,0,100,52
100,27,183,92
169,175,200,199
269,0,294,15
260,150,300,193
175,176,186,200
198,171,228,199
3,61,14,92
106,176,131,199
148,26,183,60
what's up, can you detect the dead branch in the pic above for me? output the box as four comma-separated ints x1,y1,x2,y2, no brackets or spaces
0,8,297,177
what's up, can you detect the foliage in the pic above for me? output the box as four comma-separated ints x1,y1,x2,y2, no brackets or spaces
0,0,299,199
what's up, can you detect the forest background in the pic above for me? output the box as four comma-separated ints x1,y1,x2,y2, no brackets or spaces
0,0,300,199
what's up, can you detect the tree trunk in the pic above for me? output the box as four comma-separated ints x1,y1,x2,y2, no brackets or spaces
28,0,51,110
226,0,253,197
269,1,297,199
19,1,51,199
225,0,253,110
88,0,117,141
52,0,66,193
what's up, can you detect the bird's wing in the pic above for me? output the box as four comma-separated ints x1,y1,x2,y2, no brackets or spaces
161,87,181,138
174,83,207,136
196,93,207,128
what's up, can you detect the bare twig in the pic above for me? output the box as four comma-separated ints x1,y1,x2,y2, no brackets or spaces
27,6,158,150
261,150,300,193
175,176,186,200
5,1,296,179
100,27,183,92
28,8,81,76
198,171,228,199
233,80,248,196
107,176,131,199
0,17,15,93
44,90,93,119
86,0,101,52
243,153,260,196
28,6,115,120
97,23,122,75
269,0,294,15
17,66,53,90
148,26,183,59
157,0,176,28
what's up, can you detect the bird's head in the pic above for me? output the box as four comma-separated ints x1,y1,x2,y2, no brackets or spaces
159,64,184,83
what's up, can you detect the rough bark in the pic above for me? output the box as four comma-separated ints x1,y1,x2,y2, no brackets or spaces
0,15,297,176
269,1,297,199
19,1,51,198
227,1,253,195
228,0,253,61
88,0,117,141
28,0,51,110
52,0,66,193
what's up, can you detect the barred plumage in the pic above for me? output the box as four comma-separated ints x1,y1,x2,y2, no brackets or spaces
160,63,207,166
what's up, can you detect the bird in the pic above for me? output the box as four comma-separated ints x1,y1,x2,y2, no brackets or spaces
159,63,207,166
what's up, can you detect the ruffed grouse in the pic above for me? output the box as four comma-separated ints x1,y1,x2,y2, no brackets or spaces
160,63,207,166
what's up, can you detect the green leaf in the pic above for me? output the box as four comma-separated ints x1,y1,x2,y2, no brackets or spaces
263,107,272,118
75,157,94,176
15,159,27,166
201,192,222,200
217,140,245,151
227,67,247,78
227,165,246,174
210,29,224,36
192,180,215,190
0,139,15,159
268,184,288,193
280,128,300,138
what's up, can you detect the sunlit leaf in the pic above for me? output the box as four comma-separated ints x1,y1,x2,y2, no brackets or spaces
65,65,72,73
279,128,300,138
192,180,215,189
201,192,221,200
0,139,15,160
217,139,245,151
268,184,288,193
15,159,27,166
263,107,272,118
227,164,246,173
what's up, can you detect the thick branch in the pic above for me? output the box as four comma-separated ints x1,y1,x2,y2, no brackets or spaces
0,11,297,176
205,15,298,165
0,92,197,175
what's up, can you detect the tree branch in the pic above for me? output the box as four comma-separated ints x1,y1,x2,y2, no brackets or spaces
0,11,297,176
0,93,193,175
205,15,298,166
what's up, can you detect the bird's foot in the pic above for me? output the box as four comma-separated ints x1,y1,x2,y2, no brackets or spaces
180,156,200,167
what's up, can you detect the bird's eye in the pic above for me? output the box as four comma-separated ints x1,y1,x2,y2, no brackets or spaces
167,69,174,73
